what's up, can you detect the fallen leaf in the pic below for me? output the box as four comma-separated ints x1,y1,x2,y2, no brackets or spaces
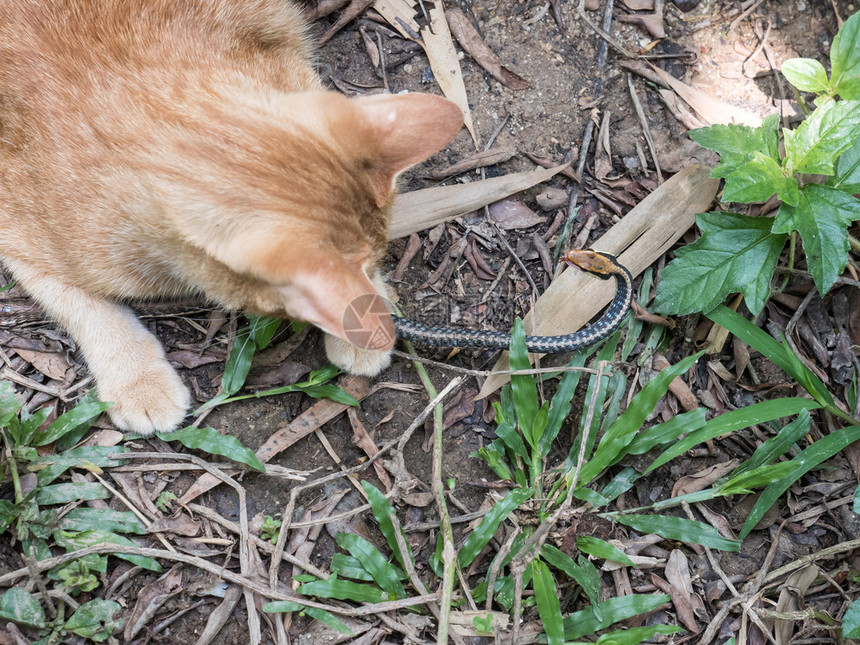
166,350,222,369
124,566,183,641
672,459,738,497
13,348,69,381
392,233,422,282
616,12,666,38
148,514,202,537
446,8,530,90
348,408,392,491
488,199,545,230
535,187,568,211
594,110,613,181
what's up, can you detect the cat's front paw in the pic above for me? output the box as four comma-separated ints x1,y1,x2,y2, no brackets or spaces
99,360,190,435
325,333,392,376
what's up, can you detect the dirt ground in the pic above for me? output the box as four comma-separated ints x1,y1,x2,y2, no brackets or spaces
1,0,859,643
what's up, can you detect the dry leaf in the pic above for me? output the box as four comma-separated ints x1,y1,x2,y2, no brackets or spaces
389,164,567,239
148,514,202,536
622,0,654,7
594,110,613,181
616,12,666,38
672,459,738,497
535,187,568,211
166,350,222,369
13,348,68,381
488,199,545,230
478,165,720,397
446,8,530,90
124,566,183,641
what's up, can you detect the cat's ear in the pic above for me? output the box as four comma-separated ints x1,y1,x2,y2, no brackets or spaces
286,263,396,352
352,93,463,203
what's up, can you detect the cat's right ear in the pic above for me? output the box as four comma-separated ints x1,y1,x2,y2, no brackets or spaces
351,93,463,204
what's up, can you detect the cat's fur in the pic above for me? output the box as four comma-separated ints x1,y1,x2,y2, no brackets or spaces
0,0,462,434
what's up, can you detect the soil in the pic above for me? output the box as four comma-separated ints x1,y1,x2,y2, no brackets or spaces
1,0,859,644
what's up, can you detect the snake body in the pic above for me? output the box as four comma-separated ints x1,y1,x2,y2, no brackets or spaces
393,250,633,354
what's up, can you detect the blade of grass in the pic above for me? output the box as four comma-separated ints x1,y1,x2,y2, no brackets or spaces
335,533,405,599
541,545,603,613
361,481,413,570
562,594,671,639
575,536,635,568
156,427,265,472
612,514,740,551
262,601,352,635
575,352,703,485
509,320,538,442
298,577,392,603
730,409,811,477
457,487,534,568
739,424,860,538
532,558,564,645
707,306,840,414
646,399,822,475
625,409,707,455
34,397,111,447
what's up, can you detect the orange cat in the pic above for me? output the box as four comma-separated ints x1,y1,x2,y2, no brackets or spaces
0,1,462,434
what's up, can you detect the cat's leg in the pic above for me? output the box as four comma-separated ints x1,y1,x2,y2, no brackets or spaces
3,260,189,434
324,270,393,376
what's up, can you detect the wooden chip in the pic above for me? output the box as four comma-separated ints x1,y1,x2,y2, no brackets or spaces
389,164,567,239
429,147,517,180
478,165,719,398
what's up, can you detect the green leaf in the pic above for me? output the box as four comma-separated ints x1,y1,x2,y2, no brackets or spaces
0,500,18,534
647,399,821,475
854,484,860,515
361,481,413,570
16,406,51,447
330,554,374,581
0,381,22,428
723,153,799,206
509,319,538,441
829,136,860,193
156,426,265,472
473,442,514,481
541,352,591,457
830,11,860,99
592,625,684,645
32,446,129,486
717,461,799,495
844,597,860,638
574,352,702,486
783,100,860,175
612,514,740,551
652,212,786,316
772,184,860,295
599,467,641,505
626,409,707,456
457,487,534,568
562,594,671,639
781,58,831,94
56,392,112,451
541,545,603,611
706,306,833,408
575,536,636,567
59,508,146,535
262,601,352,635
64,598,123,642
689,114,780,178
731,409,812,478
35,482,110,505
532,559,564,645
0,588,46,629
299,577,392,603
54,529,162,571
33,399,111,447
247,314,282,350
740,424,860,538
335,533,405,598
221,324,257,396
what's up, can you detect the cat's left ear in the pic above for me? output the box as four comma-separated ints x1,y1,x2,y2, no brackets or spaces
353,93,463,202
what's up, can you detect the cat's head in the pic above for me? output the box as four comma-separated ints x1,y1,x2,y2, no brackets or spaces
195,91,463,351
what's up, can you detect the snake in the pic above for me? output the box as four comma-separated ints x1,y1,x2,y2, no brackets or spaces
392,249,633,354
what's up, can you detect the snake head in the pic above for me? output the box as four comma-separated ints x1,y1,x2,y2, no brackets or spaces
563,249,618,279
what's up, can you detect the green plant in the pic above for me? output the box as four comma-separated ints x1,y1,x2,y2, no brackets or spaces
0,384,149,642
261,515,282,543
653,11,860,317
193,315,358,414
